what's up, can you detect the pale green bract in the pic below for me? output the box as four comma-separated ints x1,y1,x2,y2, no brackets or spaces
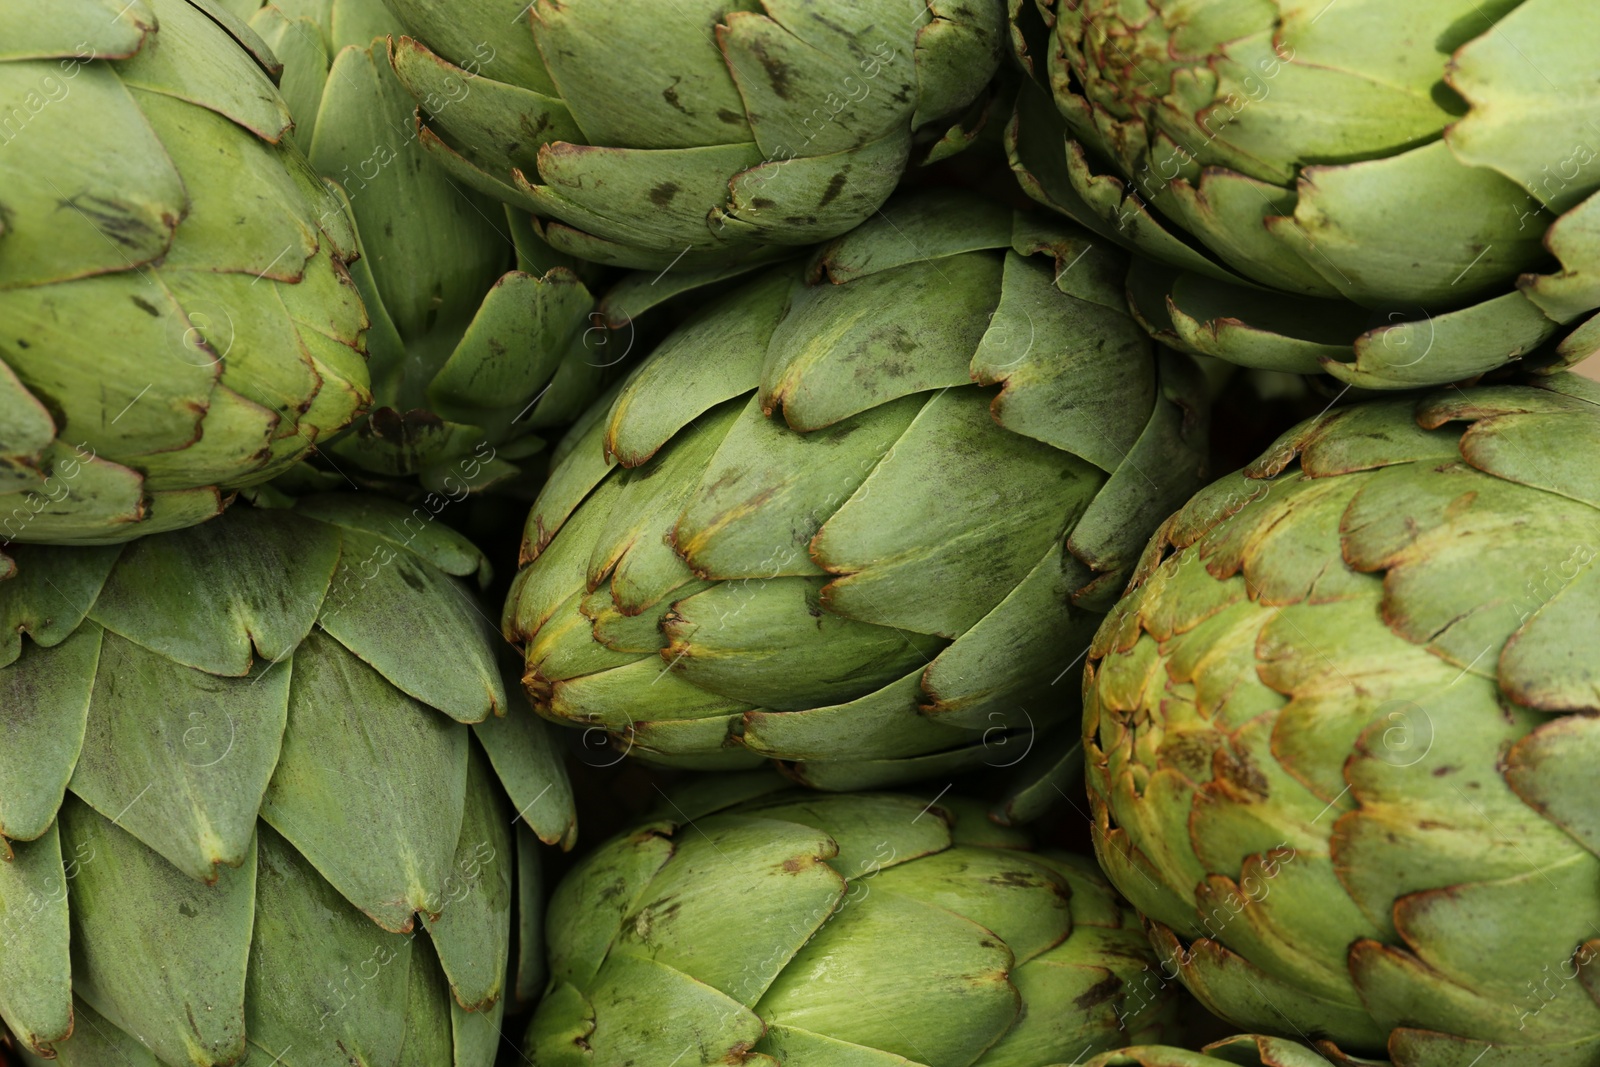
502,191,1211,788
1009,0,1600,389
0,0,371,552
527,776,1182,1066
1085,375,1600,1067
379,0,1008,269
0,495,575,1067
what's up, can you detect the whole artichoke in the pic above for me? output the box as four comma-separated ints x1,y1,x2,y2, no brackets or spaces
1010,0,1600,389
503,192,1210,787
0,0,370,549
1081,1034,1381,1067
380,0,1007,269
247,0,612,492
0,496,574,1066
1085,375,1600,1066
527,776,1181,1066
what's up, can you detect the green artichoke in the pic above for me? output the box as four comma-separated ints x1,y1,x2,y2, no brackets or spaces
1080,1034,1382,1067
0,496,575,1066
527,775,1181,1066
1009,0,1600,389
502,192,1210,787
379,0,1007,269
246,0,613,493
0,0,371,550
1084,375,1600,1066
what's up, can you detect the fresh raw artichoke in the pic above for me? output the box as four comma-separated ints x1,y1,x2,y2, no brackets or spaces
246,0,612,492
1080,1034,1382,1067
1009,0,1600,389
503,192,1210,787
380,0,1007,269
1085,374,1600,1066
0,496,575,1067
526,775,1181,1066
0,0,370,549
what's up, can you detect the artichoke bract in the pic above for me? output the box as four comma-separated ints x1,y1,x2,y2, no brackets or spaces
1085,376,1600,1066
247,0,612,492
0,0,370,549
1009,0,1600,389
379,0,1007,270
0,496,575,1067
527,777,1181,1066
503,192,1210,787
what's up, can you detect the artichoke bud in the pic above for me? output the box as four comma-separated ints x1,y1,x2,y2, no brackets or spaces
1085,375,1600,1067
0,494,574,1065
0,0,371,551
382,0,1011,269
1011,0,1600,389
505,190,1212,786
528,777,1185,1065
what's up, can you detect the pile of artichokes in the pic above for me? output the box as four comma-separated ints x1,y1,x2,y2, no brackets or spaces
1,2,1595,1066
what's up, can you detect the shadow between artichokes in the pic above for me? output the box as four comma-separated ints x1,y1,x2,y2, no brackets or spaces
0,0,371,551
0,495,574,1067
1008,0,1600,390
241,0,628,495
1085,374,1600,1066
502,190,1211,787
525,774,1182,1066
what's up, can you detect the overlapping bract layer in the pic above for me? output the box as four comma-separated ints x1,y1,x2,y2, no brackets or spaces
503,193,1210,786
0,0,371,548
380,0,1006,269
1009,0,1600,388
0,496,575,1067
247,0,613,491
1084,376,1600,1066
528,777,1179,1067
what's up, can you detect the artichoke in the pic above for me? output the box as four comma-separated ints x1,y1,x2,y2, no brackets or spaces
0,0,370,550
527,775,1181,1066
1009,0,1600,389
1080,1034,1382,1067
0,496,575,1066
503,192,1210,787
379,0,1008,269
246,0,613,492
1084,374,1600,1066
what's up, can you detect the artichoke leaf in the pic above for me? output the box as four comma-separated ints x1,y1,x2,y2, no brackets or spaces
318,525,504,723
88,506,338,676
261,631,469,933
425,744,514,1012
62,796,253,1067
0,825,73,1055
677,393,919,583
816,388,1099,637
742,670,975,762
0,628,97,844
244,824,412,1067
611,813,847,1005
662,576,947,712
69,631,289,881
